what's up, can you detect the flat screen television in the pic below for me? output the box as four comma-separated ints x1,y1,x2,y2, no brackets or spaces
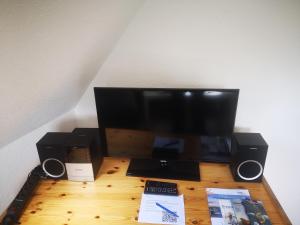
94,87,239,181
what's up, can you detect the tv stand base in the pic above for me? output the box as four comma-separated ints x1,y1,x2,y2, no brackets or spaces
126,158,200,181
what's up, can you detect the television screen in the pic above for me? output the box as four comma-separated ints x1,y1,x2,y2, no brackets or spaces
94,88,239,161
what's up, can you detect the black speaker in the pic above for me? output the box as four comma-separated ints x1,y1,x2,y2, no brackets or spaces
64,131,103,181
37,130,104,181
230,133,268,182
36,132,72,179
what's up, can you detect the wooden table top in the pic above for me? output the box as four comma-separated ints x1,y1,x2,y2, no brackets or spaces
19,157,289,225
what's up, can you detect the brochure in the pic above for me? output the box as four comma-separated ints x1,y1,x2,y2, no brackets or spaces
242,200,272,225
138,193,185,225
206,188,251,225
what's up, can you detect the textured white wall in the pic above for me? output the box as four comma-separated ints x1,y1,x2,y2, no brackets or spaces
0,110,76,215
75,1,300,223
0,0,144,148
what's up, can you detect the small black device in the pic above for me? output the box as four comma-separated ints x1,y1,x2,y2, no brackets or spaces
64,132,102,181
144,180,178,196
230,133,268,182
94,87,239,181
36,132,72,179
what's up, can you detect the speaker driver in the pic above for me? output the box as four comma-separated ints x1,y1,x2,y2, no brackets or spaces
42,158,66,178
237,160,263,181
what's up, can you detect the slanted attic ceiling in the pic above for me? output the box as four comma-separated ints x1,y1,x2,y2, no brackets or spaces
0,0,144,148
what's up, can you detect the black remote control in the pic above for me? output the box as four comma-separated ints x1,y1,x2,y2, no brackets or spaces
144,180,178,196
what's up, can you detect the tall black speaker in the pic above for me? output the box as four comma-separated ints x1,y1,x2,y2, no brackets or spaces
36,132,72,179
230,133,268,182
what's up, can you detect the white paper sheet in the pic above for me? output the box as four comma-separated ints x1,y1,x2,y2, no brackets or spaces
138,194,185,225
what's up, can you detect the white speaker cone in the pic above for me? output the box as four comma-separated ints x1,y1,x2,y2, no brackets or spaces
237,160,263,181
42,158,66,178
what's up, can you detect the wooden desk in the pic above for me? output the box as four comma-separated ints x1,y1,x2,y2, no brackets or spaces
19,157,289,225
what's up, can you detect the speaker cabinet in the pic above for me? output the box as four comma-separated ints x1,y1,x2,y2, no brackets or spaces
230,133,268,182
36,132,72,179
65,131,103,181
37,130,103,181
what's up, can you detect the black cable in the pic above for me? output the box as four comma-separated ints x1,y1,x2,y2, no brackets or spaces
1,165,46,225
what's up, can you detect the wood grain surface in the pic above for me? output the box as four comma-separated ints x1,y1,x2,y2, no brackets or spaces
18,157,289,225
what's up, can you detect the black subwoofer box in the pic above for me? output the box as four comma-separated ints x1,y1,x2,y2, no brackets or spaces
230,133,268,182
36,132,72,179
36,129,103,181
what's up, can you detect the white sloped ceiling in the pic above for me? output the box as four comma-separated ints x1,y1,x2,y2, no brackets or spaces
0,0,144,148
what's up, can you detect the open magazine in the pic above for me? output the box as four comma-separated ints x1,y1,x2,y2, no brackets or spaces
206,188,251,225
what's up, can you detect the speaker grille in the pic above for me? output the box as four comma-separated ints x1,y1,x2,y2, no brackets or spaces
42,158,66,178
237,160,263,181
